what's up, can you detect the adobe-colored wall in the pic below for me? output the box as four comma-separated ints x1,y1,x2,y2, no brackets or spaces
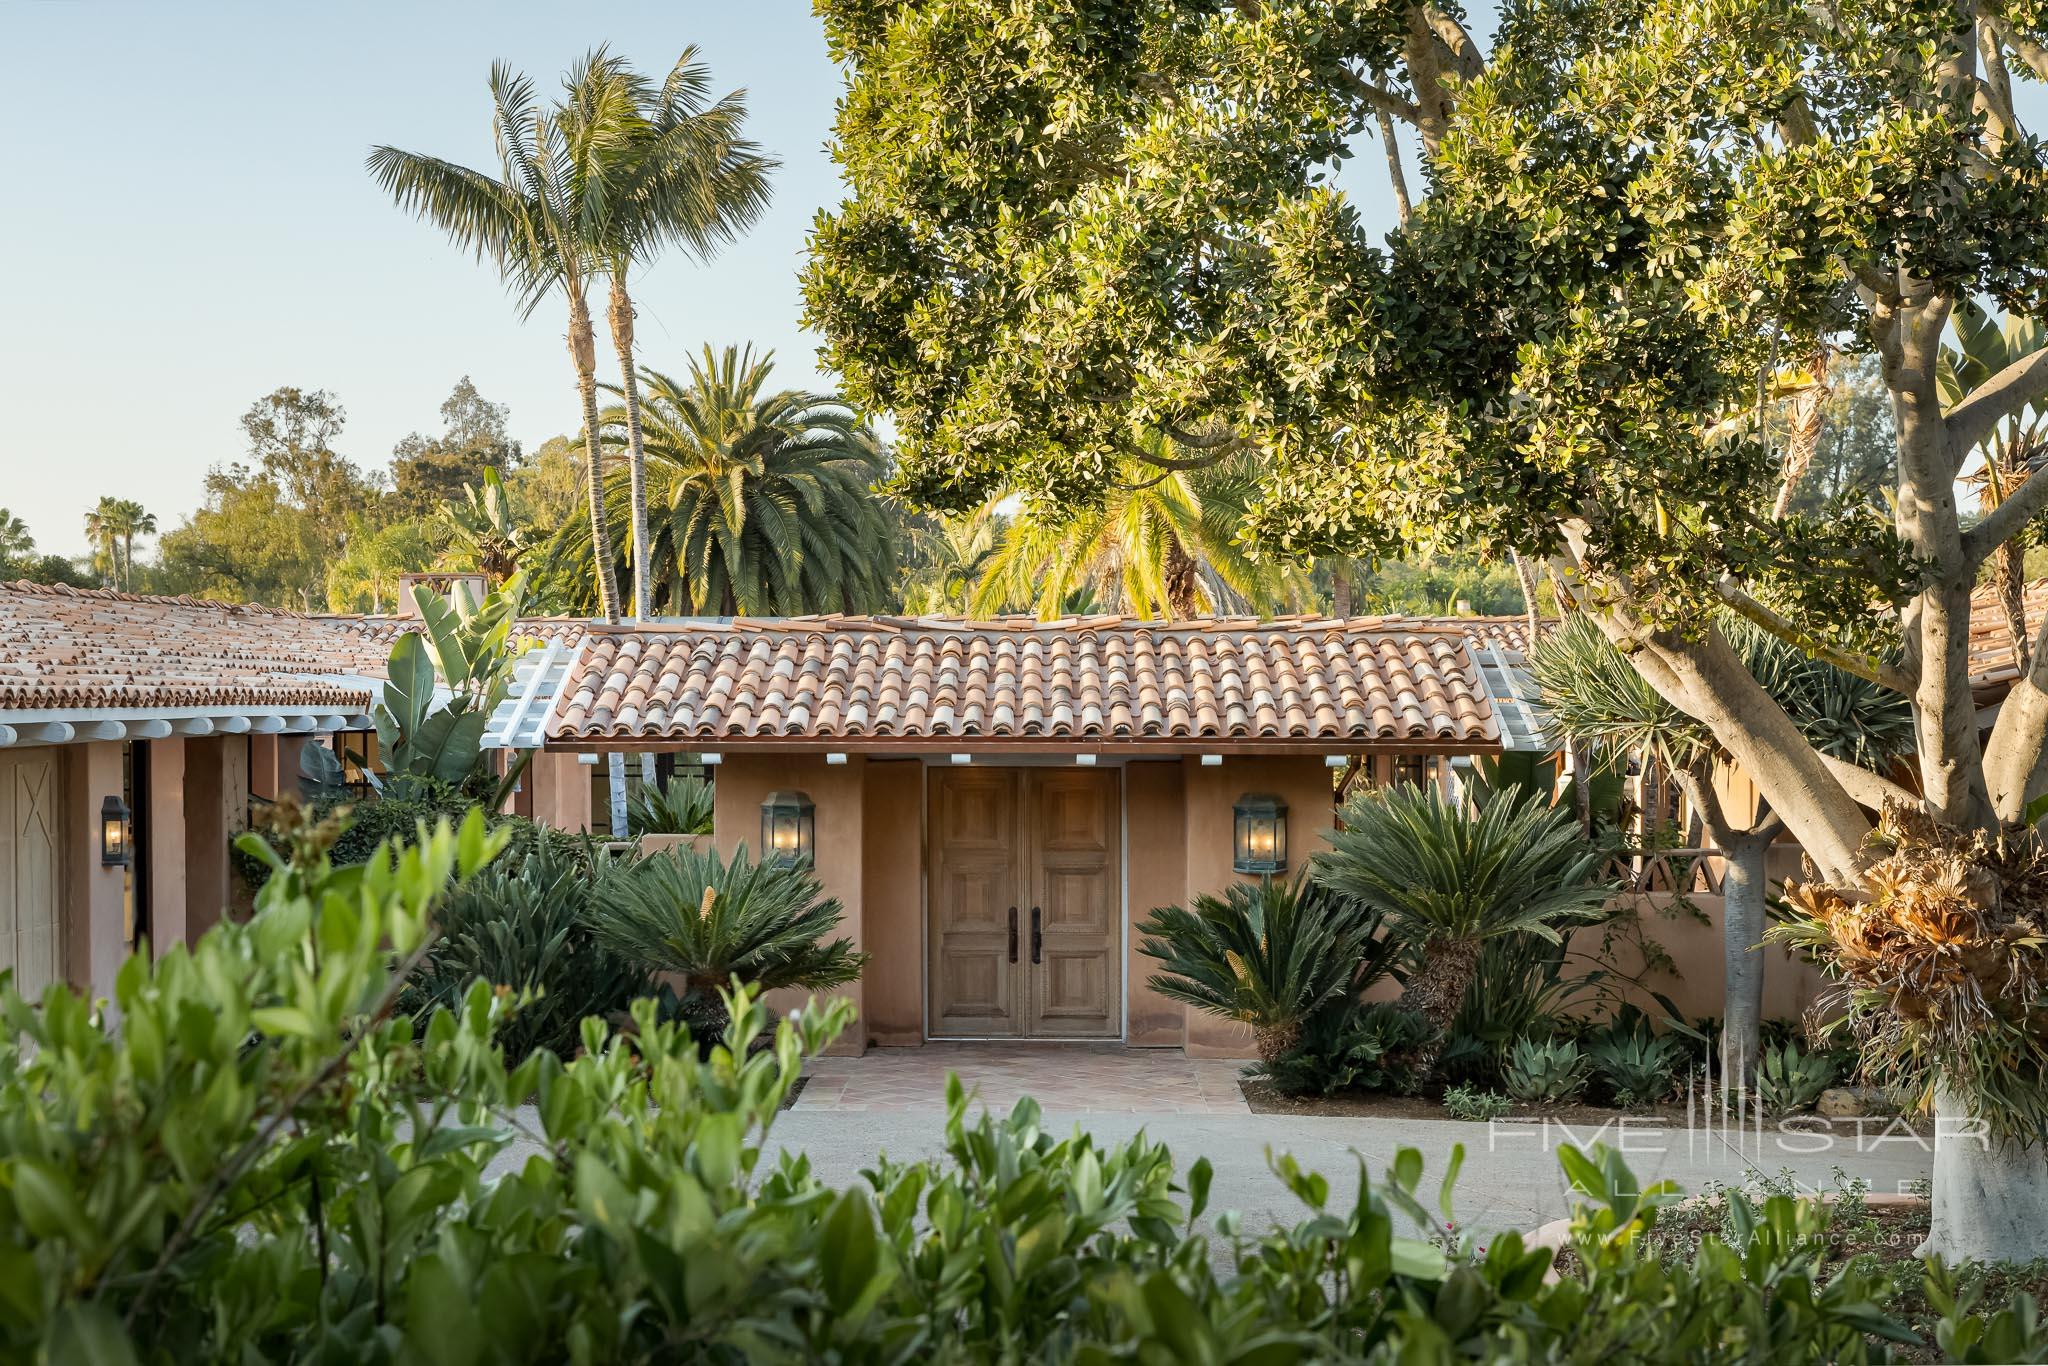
714,754,869,1054
145,737,189,950
1124,761,1187,1046
181,737,251,937
860,760,924,1046
528,751,591,832
1179,755,1337,1057
60,742,127,1005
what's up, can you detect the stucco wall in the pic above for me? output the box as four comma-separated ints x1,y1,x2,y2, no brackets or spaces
1124,761,1188,1047
1178,755,1338,1057
713,755,870,1054
860,760,925,1046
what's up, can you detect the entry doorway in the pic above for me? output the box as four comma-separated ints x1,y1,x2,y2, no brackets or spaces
926,767,1122,1039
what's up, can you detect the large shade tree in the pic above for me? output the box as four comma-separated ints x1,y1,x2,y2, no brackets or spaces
1530,615,1915,1093
547,345,897,615
807,0,2048,1261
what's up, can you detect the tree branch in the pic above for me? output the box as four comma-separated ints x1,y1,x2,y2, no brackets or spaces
1336,66,1421,125
1713,575,1917,694
1817,751,1922,811
1376,107,1414,225
1945,346,2048,470
1988,15,2048,81
1421,4,1486,79
1962,462,2048,563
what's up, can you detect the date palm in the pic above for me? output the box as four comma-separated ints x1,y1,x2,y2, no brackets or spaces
549,346,896,615
0,509,33,569
368,62,625,621
972,447,1306,620
559,49,774,620
83,498,120,588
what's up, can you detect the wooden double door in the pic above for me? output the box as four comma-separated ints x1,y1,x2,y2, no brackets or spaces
927,767,1121,1039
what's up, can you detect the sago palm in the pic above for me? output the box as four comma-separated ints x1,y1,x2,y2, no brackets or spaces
550,346,896,615
557,49,774,620
369,62,628,620
1137,876,1391,1064
586,844,867,1040
1313,786,1611,1075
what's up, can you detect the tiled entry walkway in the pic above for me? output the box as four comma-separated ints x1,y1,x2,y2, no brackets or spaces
794,1043,1251,1114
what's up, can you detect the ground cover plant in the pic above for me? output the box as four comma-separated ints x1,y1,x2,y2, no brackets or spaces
6,806,2048,1362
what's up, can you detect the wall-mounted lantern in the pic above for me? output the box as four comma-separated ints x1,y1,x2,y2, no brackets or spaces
1232,793,1287,877
760,790,815,867
101,795,131,867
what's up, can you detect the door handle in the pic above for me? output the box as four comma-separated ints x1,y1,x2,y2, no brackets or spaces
1030,906,1042,965
1007,907,1018,963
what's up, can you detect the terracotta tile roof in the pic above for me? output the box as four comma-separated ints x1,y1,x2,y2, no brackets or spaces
1968,579,2048,697
0,581,397,713
1367,614,1543,656
548,614,1500,750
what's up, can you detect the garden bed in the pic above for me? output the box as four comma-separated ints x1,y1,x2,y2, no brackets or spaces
1240,1078,1694,1124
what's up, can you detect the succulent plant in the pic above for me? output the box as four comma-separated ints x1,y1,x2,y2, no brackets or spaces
1505,1036,1591,1103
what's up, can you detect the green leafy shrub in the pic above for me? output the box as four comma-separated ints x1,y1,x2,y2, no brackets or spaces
1506,1036,1591,1103
401,838,655,1065
1755,1040,1840,1116
4,804,2043,1362
1139,875,1392,1064
586,842,867,1041
1257,1001,1433,1096
1443,1085,1513,1121
1590,1027,1688,1106
626,773,715,836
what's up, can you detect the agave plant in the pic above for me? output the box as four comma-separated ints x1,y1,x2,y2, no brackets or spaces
587,844,868,1041
627,774,715,836
1313,785,1613,1077
1137,876,1392,1064
1754,1040,1839,1117
1588,1030,1686,1107
1505,1037,1591,1104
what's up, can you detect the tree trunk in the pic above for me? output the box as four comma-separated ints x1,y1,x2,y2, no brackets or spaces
607,273,653,622
1999,536,2031,678
568,290,621,622
608,753,630,841
1163,539,1202,618
1509,550,1540,640
1719,829,1773,1095
1332,565,1354,618
1399,936,1481,1079
1920,1089,2048,1264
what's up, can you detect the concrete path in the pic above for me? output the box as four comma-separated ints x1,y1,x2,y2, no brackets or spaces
761,1103,1936,1241
796,1042,1249,1114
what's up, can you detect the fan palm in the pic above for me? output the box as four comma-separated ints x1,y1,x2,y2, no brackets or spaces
83,498,120,588
1137,876,1392,1064
369,62,627,620
972,448,1305,619
549,346,895,615
1313,786,1612,1076
586,844,868,1040
556,49,775,619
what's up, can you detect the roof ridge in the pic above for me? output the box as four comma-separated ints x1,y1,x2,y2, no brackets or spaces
1,578,318,619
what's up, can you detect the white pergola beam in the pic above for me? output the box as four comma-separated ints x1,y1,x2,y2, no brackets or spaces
248,715,287,734
128,720,173,739
170,717,215,737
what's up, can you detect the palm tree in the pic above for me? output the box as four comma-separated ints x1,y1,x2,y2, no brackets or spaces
548,346,896,615
1312,785,1613,1078
898,504,1001,613
83,498,125,588
111,500,155,589
368,62,626,621
0,509,33,570
557,49,775,620
971,449,1306,619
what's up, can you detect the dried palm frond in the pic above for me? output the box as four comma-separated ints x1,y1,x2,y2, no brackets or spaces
1772,802,2048,1141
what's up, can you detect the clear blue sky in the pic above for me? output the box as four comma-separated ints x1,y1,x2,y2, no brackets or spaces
0,1,870,556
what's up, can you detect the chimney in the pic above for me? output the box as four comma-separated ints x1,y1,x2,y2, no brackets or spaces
397,572,489,618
